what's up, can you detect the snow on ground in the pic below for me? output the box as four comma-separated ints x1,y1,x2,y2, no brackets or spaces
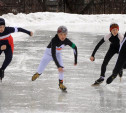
1,12,126,36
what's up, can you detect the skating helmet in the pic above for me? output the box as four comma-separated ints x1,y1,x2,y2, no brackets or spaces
57,26,68,34
0,18,5,26
110,23,119,32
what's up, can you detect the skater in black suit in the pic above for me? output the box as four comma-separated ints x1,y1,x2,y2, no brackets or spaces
107,32,126,84
90,23,124,85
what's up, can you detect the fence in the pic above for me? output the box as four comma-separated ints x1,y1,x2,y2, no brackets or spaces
0,0,126,15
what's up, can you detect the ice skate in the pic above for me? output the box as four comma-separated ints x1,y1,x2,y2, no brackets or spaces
92,76,104,86
32,73,40,81
59,80,67,92
118,69,123,82
106,74,117,84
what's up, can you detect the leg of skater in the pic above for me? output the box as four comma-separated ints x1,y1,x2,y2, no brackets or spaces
106,41,126,84
119,62,126,78
93,47,117,85
106,57,125,84
32,49,52,81
0,50,2,80
0,46,13,80
56,53,67,90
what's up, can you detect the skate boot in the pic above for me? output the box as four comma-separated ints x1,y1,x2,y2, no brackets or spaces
32,73,40,81
0,69,4,81
119,69,123,81
106,74,117,84
59,80,67,91
92,76,104,86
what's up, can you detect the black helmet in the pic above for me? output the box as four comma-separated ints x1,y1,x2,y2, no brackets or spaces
0,18,5,26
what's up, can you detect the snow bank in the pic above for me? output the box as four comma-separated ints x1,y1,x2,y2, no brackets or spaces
1,12,126,35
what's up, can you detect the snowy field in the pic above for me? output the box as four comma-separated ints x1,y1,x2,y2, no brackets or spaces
0,12,126,113
1,12,126,34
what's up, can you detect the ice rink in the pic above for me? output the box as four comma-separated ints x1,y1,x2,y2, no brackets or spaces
0,30,126,113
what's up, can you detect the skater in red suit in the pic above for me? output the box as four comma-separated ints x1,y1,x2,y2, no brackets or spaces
0,18,33,81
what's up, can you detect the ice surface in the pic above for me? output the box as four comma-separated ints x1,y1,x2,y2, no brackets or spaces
0,31,126,113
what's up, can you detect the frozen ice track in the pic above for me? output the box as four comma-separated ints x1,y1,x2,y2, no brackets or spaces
0,31,126,113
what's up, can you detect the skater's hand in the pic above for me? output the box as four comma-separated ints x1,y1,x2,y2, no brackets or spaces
30,31,33,36
58,67,63,72
90,56,95,61
1,45,6,50
74,63,77,66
